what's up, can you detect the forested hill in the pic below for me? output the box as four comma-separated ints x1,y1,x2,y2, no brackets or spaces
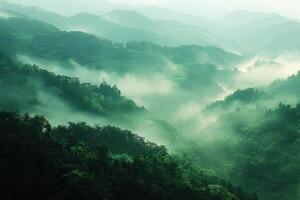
195,74,300,200
0,111,258,200
0,51,142,119
0,49,181,148
0,1,226,48
194,103,300,200
205,71,300,113
0,17,242,72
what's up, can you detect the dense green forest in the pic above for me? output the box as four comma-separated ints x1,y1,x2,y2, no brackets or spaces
189,103,300,200
0,112,257,200
194,75,300,199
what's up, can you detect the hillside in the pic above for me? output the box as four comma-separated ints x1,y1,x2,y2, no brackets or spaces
0,17,241,70
0,111,258,200
0,1,227,47
0,51,142,118
196,73,300,200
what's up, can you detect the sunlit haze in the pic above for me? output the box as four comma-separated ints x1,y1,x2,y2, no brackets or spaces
5,0,300,20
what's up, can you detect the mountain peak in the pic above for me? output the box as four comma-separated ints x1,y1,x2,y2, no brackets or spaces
105,9,157,30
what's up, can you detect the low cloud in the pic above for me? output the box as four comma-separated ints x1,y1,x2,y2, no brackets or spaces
234,52,300,89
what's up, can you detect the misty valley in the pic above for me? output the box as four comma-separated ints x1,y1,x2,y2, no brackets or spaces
0,1,300,200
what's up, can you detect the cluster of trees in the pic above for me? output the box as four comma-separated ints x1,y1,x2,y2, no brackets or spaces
228,104,300,200
191,103,300,200
196,72,300,199
0,112,257,200
206,71,300,111
205,88,266,112
0,51,142,117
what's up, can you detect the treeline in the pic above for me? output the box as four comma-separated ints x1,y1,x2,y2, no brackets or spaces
0,51,142,117
0,112,257,200
206,71,300,113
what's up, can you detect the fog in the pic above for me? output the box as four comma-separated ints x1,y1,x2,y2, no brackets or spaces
17,51,300,137
234,51,300,89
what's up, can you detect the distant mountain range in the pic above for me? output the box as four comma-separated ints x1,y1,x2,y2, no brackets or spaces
3,2,300,55
0,1,223,47
212,10,300,54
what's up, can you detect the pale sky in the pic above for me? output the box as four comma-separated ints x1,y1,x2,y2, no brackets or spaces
5,0,300,20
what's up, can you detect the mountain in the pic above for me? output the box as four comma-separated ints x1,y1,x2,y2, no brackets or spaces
0,16,242,71
213,10,300,53
195,71,300,200
0,1,167,43
66,13,166,44
0,48,183,148
0,17,58,39
206,71,300,113
0,7,25,18
131,5,210,28
0,51,142,119
105,9,158,31
197,102,300,200
0,16,243,125
104,9,221,47
0,0,113,15
205,88,266,112
0,1,231,48
0,0,66,26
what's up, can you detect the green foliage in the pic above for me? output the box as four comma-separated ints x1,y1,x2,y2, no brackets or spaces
0,17,241,73
0,17,58,39
193,103,300,200
0,51,142,116
27,31,113,66
0,112,256,200
269,71,300,97
206,88,265,112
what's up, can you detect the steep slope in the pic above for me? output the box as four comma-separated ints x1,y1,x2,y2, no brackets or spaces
0,51,142,119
